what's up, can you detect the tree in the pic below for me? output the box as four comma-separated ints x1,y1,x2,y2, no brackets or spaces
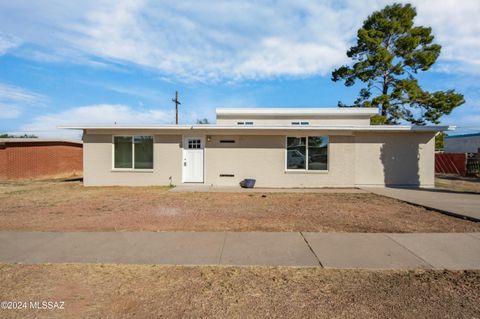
435,132,447,151
196,118,210,124
0,133,38,138
332,3,464,125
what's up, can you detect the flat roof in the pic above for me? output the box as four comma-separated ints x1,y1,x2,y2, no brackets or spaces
216,107,379,116
58,124,453,132
445,132,480,139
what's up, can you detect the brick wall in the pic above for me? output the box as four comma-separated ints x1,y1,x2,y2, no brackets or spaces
0,141,83,180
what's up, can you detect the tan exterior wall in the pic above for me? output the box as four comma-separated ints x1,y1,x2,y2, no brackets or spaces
354,132,435,187
83,133,182,186
216,117,370,126
82,130,435,188
204,135,355,187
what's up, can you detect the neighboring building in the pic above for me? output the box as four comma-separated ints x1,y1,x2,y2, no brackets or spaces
0,139,82,181
444,133,480,154
62,108,450,188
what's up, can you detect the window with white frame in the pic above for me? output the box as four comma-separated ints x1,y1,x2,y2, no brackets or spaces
114,136,153,169
286,136,328,171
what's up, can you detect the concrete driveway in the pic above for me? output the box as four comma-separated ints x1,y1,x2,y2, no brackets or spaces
365,187,480,221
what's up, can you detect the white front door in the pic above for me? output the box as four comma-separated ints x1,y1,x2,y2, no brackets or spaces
182,137,204,183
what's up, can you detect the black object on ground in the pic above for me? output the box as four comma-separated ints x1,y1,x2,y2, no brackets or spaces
240,179,256,188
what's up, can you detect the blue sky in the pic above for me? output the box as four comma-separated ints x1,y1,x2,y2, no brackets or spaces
0,0,479,139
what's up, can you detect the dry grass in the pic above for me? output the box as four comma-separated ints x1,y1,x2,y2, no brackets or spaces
436,174,480,193
1,181,479,233
0,263,479,318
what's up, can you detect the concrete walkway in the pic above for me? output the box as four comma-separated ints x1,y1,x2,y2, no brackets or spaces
1,231,479,270
365,187,480,221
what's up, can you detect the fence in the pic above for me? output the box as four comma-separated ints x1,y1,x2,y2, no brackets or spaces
435,153,466,176
435,153,480,176
0,140,83,180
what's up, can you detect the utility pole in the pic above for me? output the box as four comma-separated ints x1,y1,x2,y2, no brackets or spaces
172,90,181,124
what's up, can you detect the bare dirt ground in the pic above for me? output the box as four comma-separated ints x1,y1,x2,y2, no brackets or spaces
436,174,480,193
0,181,478,232
0,264,478,319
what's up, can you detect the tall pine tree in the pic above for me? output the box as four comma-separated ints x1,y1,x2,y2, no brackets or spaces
332,3,464,125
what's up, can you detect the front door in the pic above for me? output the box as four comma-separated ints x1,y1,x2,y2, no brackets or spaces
182,137,204,183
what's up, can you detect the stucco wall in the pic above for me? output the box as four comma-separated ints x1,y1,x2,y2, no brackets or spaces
204,135,355,187
354,132,435,187
83,133,182,186
82,131,435,187
216,117,371,126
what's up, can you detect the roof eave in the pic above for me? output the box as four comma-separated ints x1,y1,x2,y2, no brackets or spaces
58,124,453,132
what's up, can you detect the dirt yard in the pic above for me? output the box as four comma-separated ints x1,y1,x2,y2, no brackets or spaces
436,174,480,193
0,181,478,232
0,264,478,318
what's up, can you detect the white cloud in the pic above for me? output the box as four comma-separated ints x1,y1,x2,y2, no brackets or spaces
18,104,173,138
0,33,21,55
0,104,22,119
441,99,480,133
407,0,480,74
86,82,169,101
0,83,47,119
0,0,478,81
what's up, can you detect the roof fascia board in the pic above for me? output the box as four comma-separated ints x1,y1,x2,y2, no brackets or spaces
60,124,453,132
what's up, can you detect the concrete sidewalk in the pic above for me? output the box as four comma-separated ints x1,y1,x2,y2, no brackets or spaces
1,231,479,269
365,187,480,221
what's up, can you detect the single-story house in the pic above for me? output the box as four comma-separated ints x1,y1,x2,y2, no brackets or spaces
61,108,451,188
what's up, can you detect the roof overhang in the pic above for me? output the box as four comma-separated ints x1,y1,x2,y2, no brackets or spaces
58,124,454,133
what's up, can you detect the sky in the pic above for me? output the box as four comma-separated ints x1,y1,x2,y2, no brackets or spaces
0,0,479,139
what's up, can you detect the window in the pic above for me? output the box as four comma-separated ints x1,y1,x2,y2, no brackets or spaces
237,121,254,125
237,121,245,125
220,140,236,144
245,121,254,125
301,121,309,125
114,136,153,169
187,139,202,149
286,137,306,169
291,121,309,125
286,136,328,171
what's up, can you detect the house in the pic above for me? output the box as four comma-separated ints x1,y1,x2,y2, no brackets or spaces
444,132,480,154
61,108,451,187
0,138,82,180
